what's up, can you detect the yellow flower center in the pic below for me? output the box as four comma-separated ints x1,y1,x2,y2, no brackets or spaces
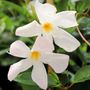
42,22,54,33
30,51,41,61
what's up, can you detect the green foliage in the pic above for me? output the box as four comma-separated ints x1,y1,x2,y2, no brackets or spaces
0,0,33,66
55,0,69,11
73,65,90,83
21,84,40,90
78,17,90,36
15,69,60,88
15,69,36,86
76,0,90,12
0,0,90,90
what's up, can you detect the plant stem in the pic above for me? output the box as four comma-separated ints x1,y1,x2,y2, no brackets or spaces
46,0,54,4
48,65,53,73
76,27,90,47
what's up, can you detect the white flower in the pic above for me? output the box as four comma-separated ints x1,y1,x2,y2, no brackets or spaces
16,0,80,52
8,36,69,89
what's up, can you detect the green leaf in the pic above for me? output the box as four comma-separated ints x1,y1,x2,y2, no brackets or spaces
55,0,69,11
0,0,29,16
15,69,36,86
0,20,5,34
76,0,90,12
73,65,90,83
2,16,15,30
79,17,90,30
48,72,61,87
78,17,90,41
79,43,87,52
68,0,76,10
0,48,8,55
15,69,60,87
21,84,40,90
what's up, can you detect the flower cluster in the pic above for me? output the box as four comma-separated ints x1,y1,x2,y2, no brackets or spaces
8,0,80,89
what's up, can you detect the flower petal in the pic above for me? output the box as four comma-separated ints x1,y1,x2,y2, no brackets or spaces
53,27,80,52
9,40,30,58
54,11,78,28
35,1,56,23
16,20,42,37
31,62,47,89
32,36,54,52
8,59,32,81
42,53,69,73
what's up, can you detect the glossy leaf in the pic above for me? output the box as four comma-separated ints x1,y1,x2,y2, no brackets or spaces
73,65,90,83
15,69,60,87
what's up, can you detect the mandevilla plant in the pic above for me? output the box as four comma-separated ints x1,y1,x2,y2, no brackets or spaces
8,0,80,89
16,0,80,52
0,0,90,90
8,36,69,89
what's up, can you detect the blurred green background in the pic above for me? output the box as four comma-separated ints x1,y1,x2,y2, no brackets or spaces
0,0,90,90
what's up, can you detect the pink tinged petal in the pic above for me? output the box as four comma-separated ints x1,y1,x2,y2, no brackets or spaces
31,62,47,89
42,53,69,73
53,28,80,52
16,20,42,37
54,11,78,28
8,59,32,81
9,40,30,58
35,1,56,23
32,36,54,52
